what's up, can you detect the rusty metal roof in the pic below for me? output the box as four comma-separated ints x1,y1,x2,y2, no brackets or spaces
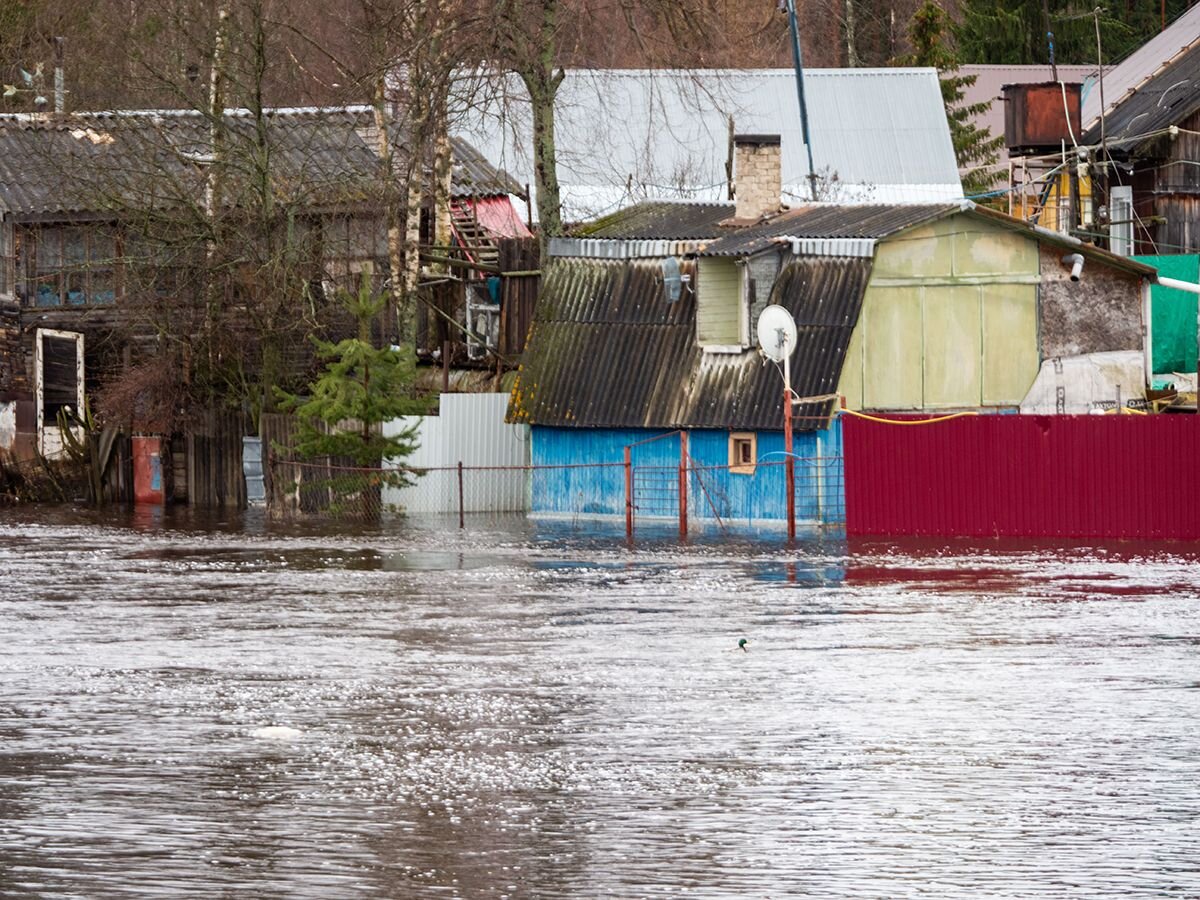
0,106,519,218
509,254,872,432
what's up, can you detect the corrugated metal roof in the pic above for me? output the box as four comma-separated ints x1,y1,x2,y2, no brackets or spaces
1080,3,1200,132
1081,40,1200,148
509,254,871,432
547,237,705,259
697,204,959,256
0,106,519,217
456,68,963,222
580,201,734,239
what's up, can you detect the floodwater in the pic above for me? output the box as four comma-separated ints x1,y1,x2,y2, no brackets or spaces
1,508,1199,898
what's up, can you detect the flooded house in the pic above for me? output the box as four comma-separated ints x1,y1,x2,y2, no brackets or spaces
510,134,1156,528
0,106,523,501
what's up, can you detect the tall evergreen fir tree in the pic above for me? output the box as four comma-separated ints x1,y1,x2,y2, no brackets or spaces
898,0,1005,195
277,276,431,516
956,0,1191,66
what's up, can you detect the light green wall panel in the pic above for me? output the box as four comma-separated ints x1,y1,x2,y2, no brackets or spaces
863,285,923,409
842,211,1044,410
871,219,953,279
951,219,1038,277
981,283,1039,404
837,312,865,409
923,285,982,407
697,257,741,345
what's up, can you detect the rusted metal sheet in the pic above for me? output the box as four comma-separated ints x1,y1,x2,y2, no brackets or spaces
1002,82,1081,153
844,414,1200,540
511,255,871,431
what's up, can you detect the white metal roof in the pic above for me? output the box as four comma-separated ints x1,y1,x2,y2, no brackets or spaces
453,68,963,222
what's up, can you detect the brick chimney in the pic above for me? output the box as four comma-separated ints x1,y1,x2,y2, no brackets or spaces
734,134,782,221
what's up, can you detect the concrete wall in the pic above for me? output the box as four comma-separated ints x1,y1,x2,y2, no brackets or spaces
839,213,1042,410
1038,244,1143,360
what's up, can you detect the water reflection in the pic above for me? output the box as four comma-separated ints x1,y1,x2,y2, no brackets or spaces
0,507,1198,896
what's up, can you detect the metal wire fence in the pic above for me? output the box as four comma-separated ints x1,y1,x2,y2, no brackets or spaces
266,453,844,538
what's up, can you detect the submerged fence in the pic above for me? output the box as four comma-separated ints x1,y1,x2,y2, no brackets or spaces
265,451,844,538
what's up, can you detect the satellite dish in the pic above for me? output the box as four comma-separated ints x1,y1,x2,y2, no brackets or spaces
757,305,797,362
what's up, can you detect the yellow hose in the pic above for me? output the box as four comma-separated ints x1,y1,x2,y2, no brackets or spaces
838,409,979,425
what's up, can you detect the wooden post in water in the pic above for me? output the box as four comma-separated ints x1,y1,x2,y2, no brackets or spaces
624,446,633,541
457,461,464,529
678,432,688,541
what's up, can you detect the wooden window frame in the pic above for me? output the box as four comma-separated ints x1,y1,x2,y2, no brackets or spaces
22,224,120,308
729,432,757,475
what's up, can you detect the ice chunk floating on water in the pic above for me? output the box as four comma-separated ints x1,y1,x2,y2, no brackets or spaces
251,725,303,741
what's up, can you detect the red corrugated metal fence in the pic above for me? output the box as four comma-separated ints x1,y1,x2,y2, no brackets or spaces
844,414,1200,539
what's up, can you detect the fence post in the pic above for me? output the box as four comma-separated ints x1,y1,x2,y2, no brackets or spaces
457,461,464,529
785,387,796,542
624,446,633,541
678,431,688,541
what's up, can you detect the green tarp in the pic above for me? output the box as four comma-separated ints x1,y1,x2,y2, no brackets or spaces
1134,254,1199,375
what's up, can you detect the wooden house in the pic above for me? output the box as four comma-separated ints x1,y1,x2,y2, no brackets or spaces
0,106,522,478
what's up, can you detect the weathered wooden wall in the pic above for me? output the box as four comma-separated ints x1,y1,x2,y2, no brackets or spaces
498,238,540,359
187,410,247,509
1151,108,1200,253
260,412,380,518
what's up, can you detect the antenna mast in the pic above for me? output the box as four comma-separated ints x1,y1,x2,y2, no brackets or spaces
783,0,818,202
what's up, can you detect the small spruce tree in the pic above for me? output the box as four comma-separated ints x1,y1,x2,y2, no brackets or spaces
277,275,430,515
897,0,1006,196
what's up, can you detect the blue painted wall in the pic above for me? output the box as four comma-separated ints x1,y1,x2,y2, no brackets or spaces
530,420,844,526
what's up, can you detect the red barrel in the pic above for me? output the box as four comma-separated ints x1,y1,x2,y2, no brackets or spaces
132,435,165,505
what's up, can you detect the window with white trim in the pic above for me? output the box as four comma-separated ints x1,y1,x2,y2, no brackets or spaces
696,256,749,351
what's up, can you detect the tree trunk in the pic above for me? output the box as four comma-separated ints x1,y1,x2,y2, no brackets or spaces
845,0,862,67
432,95,453,265
521,0,565,245
371,77,412,349
527,70,564,242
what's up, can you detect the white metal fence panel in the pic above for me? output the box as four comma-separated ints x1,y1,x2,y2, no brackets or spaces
382,393,530,513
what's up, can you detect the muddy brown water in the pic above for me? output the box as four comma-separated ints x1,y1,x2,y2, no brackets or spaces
1,507,1198,898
